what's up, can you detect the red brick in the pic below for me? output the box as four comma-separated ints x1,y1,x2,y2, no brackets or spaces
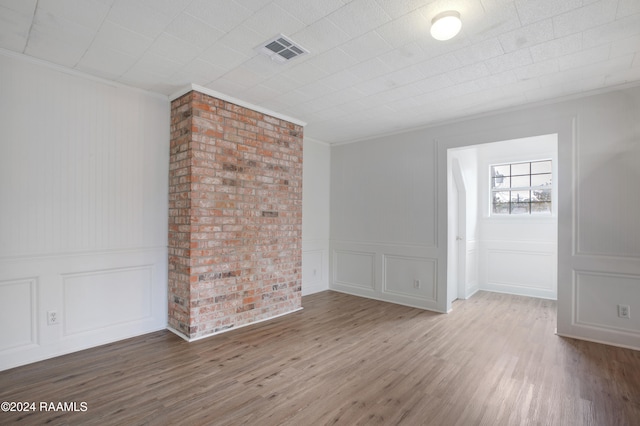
168,90,303,340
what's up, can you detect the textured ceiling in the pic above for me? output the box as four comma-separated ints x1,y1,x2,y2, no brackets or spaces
1,0,639,144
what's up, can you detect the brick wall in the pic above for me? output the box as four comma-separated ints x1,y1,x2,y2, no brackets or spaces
168,90,303,340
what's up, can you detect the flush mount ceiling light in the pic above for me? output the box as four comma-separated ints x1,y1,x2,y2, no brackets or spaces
430,11,462,41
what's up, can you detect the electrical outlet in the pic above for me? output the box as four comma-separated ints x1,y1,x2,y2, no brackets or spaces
618,304,630,319
414,279,421,289
47,310,59,325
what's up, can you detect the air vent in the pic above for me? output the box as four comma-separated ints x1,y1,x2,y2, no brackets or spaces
256,34,309,63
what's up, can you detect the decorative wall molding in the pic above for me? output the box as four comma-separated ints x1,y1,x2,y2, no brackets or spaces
0,52,169,371
333,250,376,291
483,247,556,299
0,277,38,353
382,255,437,302
0,247,168,371
302,238,330,296
432,140,440,248
573,107,640,258
302,250,324,285
573,270,640,335
329,241,444,312
62,265,154,336
330,239,436,250
0,245,168,264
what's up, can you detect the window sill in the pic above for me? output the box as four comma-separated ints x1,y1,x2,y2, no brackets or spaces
484,214,557,223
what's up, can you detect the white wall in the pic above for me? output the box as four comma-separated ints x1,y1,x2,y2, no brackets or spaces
302,138,331,295
448,147,479,300
330,84,640,350
330,136,441,311
0,51,169,371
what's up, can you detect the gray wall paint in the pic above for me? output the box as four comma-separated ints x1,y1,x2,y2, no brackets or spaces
330,85,640,349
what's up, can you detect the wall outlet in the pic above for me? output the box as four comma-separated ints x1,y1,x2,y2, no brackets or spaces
414,279,420,289
617,304,630,319
47,310,59,325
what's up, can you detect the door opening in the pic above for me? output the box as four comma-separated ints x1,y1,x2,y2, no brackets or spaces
446,134,558,312
448,157,467,306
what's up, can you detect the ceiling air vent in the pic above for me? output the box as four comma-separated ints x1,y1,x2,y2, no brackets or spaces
256,34,309,63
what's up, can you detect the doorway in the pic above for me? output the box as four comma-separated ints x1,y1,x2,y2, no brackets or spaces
448,157,467,305
447,134,559,309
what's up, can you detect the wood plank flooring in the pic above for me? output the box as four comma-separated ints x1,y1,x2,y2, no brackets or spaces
1,290,639,425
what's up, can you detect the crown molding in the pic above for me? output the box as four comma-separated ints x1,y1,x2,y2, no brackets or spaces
169,84,306,127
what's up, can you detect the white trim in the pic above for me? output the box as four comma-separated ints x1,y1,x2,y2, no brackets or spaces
464,286,480,299
304,136,331,146
166,326,190,342
480,285,557,300
0,246,168,263
329,288,448,314
169,84,306,127
329,81,640,146
166,307,304,342
489,159,553,217
330,239,436,249
555,331,640,352
302,283,328,296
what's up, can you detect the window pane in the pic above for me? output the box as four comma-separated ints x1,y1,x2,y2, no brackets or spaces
511,162,530,176
492,176,510,188
511,201,530,214
492,165,510,178
493,202,510,214
531,174,552,187
490,160,552,216
493,191,510,203
531,189,551,202
531,160,552,174
492,191,510,214
511,175,530,188
511,190,530,213
531,202,551,214
510,190,530,202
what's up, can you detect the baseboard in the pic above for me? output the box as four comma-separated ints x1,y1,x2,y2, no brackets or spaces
166,307,304,342
555,331,640,352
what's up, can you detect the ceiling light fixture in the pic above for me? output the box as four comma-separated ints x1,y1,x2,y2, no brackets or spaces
430,11,462,41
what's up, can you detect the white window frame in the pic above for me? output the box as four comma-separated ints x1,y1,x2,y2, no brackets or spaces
490,159,553,216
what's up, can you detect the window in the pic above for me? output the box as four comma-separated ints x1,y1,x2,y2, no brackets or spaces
491,160,552,215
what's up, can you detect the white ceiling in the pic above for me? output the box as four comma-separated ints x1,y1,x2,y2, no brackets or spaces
1,0,639,144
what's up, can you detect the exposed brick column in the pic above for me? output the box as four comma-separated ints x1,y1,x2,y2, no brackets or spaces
168,90,303,340
168,92,194,335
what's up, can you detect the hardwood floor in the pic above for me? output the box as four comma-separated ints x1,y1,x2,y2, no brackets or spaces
1,290,639,425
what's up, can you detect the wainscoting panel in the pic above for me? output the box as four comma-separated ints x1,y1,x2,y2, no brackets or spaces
0,247,167,371
465,241,479,297
333,250,376,291
302,251,323,286
481,241,557,299
487,250,554,289
0,278,37,353
575,271,640,336
302,239,329,296
0,51,169,371
330,241,444,312
63,266,153,336
383,255,437,301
